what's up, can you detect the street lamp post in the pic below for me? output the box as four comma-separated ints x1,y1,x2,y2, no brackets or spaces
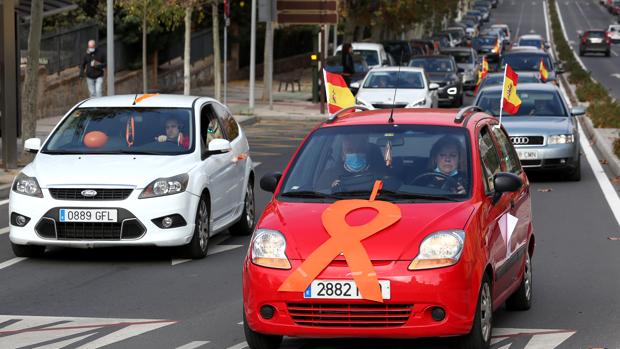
249,0,257,113
106,0,115,96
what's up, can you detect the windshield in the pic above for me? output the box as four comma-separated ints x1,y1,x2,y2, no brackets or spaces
278,125,472,202
409,58,455,72
354,49,380,66
518,39,542,48
362,71,425,89
43,107,194,155
500,54,553,71
478,36,497,46
445,51,474,64
479,74,540,90
476,90,568,117
586,31,606,38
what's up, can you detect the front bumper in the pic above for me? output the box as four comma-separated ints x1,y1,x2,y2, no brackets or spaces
243,259,478,339
9,188,199,248
514,142,579,170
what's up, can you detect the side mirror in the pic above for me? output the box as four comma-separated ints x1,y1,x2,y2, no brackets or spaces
493,172,522,202
544,42,550,49
429,83,439,91
350,82,360,90
207,138,232,154
24,138,41,154
260,172,282,193
571,105,586,116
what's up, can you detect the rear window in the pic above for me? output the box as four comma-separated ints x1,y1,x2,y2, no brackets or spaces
587,31,606,38
443,51,474,64
476,90,568,117
500,53,553,72
518,39,542,47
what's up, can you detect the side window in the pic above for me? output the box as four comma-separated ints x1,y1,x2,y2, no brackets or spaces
478,126,502,192
491,125,522,174
213,104,239,141
200,104,224,149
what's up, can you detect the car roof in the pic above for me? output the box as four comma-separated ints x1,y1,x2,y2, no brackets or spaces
323,108,492,128
491,24,509,29
337,42,385,50
478,83,559,93
505,47,549,54
518,34,544,40
79,94,211,108
484,71,540,78
411,55,453,60
366,66,425,73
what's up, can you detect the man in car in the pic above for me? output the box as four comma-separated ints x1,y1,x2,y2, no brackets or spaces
156,118,190,149
412,136,467,194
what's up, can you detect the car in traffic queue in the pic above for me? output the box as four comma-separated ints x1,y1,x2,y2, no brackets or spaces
491,24,512,46
440,47,480,90
514,34,549,51
409,55,464,107
9,94,256,258
476,71,542,95
608,24,620,43
335,42,393,69
243,106,535,349
579,29,612,56
474,83,584,180
353,67,439,109
500,47,562,84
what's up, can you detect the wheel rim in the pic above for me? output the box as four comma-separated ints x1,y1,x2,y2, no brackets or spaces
480,283,492,341
524,253,532,301
245,184,255,228
197,199,209,252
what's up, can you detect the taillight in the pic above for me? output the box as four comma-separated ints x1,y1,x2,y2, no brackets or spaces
581,33,588,44
606,32,612,44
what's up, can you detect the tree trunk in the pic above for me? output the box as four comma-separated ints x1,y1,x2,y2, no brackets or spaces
183,6,192,95
142,12,148,93
21,0,44,163
212,2,221,100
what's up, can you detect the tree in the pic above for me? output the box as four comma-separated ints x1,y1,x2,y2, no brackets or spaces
21,0,44,163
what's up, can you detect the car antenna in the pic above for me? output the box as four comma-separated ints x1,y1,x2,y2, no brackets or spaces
388,51,404,123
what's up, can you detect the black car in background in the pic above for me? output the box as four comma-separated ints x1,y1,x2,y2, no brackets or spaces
382,40,413,65
409,55,464,107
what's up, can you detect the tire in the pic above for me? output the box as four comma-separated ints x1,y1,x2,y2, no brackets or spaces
244,313,282,349
181,196,210,259
565,157,581,181
230,180,256,236
579,49,584,56
506,250,533,311
11,242,45,258
606,49,611,57
458,274,493,349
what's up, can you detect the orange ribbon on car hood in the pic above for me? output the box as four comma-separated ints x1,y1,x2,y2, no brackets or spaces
278,181,401,302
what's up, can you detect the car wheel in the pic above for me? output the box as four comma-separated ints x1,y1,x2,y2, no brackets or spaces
565,157,581,181
606,49,611,57
579,49,584,56
244,312,282,349
506,250,533,311
458,274,492,349
230,180,256,236
11,242,45,258
181,196,210,259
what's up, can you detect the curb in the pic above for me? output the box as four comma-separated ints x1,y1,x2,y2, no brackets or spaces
579,116,620,177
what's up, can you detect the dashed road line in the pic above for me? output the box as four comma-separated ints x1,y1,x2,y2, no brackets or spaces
0,199,9,206
0,257,26,271
176,341,210,349
226,342,248,349
171,234,243,266
0,227,9,235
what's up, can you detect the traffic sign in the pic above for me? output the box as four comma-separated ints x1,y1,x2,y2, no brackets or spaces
277,0,338,24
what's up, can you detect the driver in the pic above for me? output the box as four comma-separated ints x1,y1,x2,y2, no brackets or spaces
423,136,467,194
156,118,190,149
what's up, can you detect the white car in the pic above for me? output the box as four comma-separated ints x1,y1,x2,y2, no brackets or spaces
9,94,256,259
608,24,620,43
353,67,439,109
335,42,391,68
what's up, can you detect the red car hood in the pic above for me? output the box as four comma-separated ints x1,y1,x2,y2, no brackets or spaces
258,200,476,261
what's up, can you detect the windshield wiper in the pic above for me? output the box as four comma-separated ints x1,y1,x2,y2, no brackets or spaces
377,190,460,202
279,191,339,199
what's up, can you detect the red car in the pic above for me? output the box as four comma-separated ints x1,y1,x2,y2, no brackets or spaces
243,106,535,349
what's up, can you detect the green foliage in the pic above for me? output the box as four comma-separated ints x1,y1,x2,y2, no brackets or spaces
587,101,620,129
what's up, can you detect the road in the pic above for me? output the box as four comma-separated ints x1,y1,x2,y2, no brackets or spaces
0,1,619,349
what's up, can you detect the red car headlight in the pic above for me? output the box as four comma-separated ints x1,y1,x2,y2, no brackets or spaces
251,229,291,269
408,230,465,270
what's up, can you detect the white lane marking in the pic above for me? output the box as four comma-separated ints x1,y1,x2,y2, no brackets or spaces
237,321,243,325
612,73,620,79
226,342,248,349
523,332,575,348
558,78,620,227
543,0,554,60
0,257,26,271
555,0,589,71
171,233,243,266
515,0,527,39
612,50,619,57
0,227,9,235
491,328,576,348
176,341,210,349
0,199,9,206
171,258,192,266
252,161,262,169
574,0,594,28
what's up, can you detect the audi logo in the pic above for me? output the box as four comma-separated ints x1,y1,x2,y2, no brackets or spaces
81,190,97,197
510,136,530,145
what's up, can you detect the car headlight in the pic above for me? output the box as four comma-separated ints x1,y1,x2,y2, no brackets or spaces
251,229,291,269
139,174,189,198
547,134,574,144
447,87,458,95
408,230,465,270
12,173,43,198
406,98,426,108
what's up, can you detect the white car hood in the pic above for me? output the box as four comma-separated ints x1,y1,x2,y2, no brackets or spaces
357,89,428,105
28,154,198,188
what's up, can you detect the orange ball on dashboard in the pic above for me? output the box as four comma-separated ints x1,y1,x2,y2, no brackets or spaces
83,131,108,148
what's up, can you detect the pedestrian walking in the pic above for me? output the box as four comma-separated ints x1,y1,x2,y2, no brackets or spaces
80,40,106,97
341,42,355,88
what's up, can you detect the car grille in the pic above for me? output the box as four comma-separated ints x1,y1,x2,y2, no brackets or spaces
510,136,544,145
287,303,412,327
371,103,408,109
49,188,133,201
35,220,145,240
520,160,542,167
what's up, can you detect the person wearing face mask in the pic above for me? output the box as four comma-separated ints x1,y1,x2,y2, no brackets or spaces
423,136,468,194
80,40,106,97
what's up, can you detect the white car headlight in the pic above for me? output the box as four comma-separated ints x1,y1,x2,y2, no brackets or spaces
406,98,427,108
547,134,574,144
251,229,291,269
447,87,458,95
12,173,43,198
408,230,465,270
139,174,189,199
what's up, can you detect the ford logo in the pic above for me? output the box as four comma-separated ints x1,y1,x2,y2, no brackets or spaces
510,136,530,145
81,190,98,197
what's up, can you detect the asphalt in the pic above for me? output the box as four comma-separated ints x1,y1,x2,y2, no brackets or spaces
0,1,619,349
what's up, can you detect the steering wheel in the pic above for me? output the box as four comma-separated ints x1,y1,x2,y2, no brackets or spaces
333,172,377,192
409,171,458,191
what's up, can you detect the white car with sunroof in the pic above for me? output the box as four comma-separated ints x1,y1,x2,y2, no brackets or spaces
9,94,256,259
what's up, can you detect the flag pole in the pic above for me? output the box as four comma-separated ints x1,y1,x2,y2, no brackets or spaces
498,63,508,127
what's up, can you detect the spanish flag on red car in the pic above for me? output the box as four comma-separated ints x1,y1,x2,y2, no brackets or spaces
324,70,356,114
539,58,549,82
502,64,521,115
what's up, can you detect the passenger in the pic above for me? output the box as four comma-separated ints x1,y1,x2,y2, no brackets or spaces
156,118,190,149
425,135,467,194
